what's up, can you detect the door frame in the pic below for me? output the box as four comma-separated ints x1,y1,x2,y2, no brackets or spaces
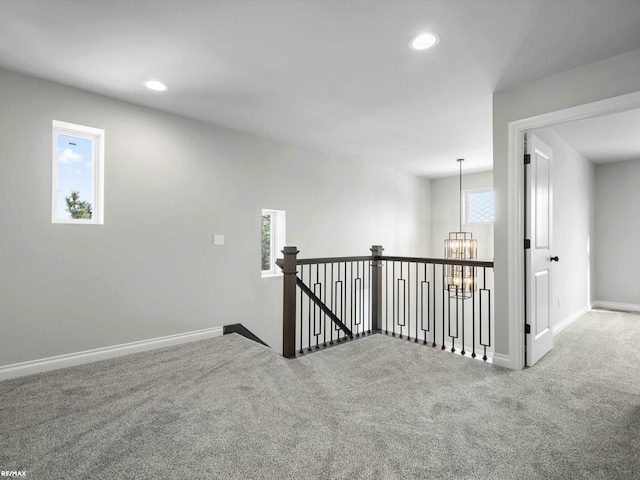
505,90,640,370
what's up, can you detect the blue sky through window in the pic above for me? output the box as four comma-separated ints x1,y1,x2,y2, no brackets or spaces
56,134,93,219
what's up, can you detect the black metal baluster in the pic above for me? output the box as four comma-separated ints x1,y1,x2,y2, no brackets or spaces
335,266,344,344
385,259,389,334
415,262,419,343
432,263,437,348
367,259,372,334
349,262,355,340
308,265,313,352
299,265,304,354
360,261,365,337
407,261,411,341
323,263,327,348
348,262,352,340
340,262,344,341
355,261,361,338
362,260,366,336
360,260,369,337
449,287,456,353
416,263,429,345
392,261,396,337
336,262,342,343
338,262,342,340
441,264,446,350
336,263,342,344
486,267,490,362
398,262,404,339
297,265,302,354
472,266,477,358
461,287,466,356
313,267,318,350
330,263,334,346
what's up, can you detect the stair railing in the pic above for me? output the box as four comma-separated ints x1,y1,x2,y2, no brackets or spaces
277,245,494,361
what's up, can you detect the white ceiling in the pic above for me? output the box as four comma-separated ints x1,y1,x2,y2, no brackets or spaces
550,108,640,164
2,0,640,178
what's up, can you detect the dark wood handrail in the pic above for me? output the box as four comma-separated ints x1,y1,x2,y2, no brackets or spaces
276,255,373,266
276,256,493,269
380,256,494,268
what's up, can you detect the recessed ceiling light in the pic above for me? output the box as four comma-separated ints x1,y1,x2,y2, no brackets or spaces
144,80,168,92
409,32,440,50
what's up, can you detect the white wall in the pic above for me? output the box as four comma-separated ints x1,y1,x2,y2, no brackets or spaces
532,129,595,330
430,171,493,261
594,158,640,307
0,68,431,367
493,47,640,367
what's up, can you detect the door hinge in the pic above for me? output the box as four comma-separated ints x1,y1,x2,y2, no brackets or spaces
524,154,531,165
524,239,531,249
525,324,531,334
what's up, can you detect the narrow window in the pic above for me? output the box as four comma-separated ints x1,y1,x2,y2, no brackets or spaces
465,188,494,224
52,120,105,224
261,209,286,277
261,213,272,271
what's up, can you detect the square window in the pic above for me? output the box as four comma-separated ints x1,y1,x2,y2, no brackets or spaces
465,188,494,224
52,120,104,224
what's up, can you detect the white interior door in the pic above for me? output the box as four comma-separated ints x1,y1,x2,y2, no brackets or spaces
525,133,554,366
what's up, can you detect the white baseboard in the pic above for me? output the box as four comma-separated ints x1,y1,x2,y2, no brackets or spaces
0,326,224,381
552,305,590,336
591,300,640,313
491,352,512,369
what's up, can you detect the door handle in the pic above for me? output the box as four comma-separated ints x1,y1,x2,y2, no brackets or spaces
550,256,559,262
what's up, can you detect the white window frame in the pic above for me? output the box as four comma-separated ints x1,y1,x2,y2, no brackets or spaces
261,209,286,278
52,120,105,225
464,187,494,225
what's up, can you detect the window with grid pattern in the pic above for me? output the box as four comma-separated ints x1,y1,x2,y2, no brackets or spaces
465,188,494,224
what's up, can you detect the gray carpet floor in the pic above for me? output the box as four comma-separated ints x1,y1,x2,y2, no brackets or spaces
1,309,639,479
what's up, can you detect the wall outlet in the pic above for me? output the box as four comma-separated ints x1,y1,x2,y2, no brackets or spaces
213,234,224,246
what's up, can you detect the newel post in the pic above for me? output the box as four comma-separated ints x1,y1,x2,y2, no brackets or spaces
281,246,299,358
370,245,384,333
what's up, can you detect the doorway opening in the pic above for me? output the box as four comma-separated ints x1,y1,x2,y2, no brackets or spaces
506,90,640,369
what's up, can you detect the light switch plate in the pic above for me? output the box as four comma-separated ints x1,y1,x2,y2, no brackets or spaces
213,234,224,246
